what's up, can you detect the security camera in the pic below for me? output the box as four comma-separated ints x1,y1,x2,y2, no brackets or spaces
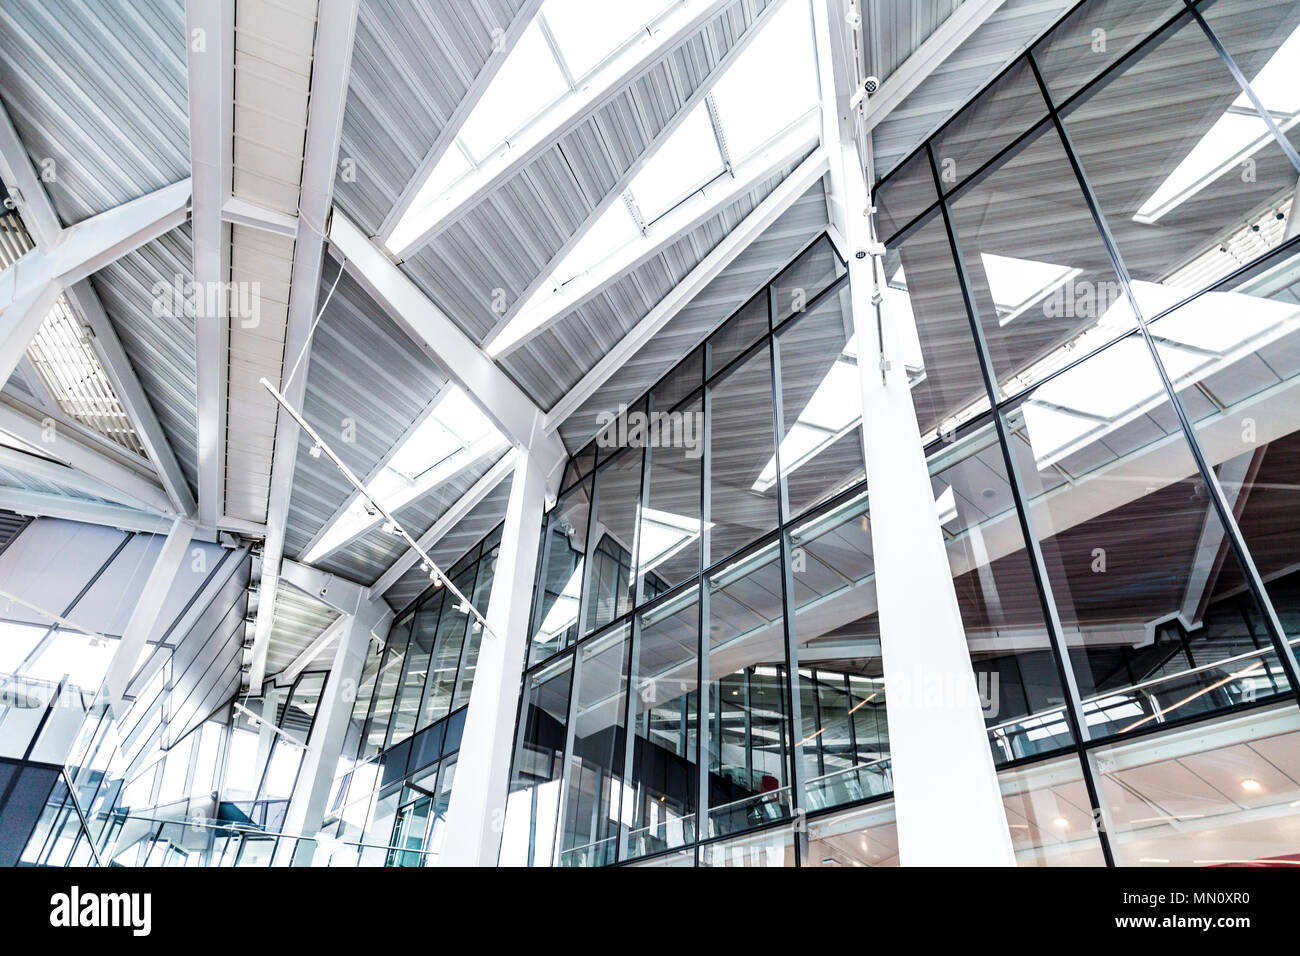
864,75,881,96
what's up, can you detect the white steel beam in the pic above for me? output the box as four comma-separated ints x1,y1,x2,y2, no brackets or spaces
377,0,547,239
0,97,61,249
371,448,517,597
0,181,192,388
279,556,370,616
328,211,568,487
543,147,830,432
439,450,547,866
858,0,1008,134
0,401,173,513
188,0,235,530
65,280,197,517
492,115,820,356
248,0,361,696
387,0,736,256
0,487,175,533
104,517,195,712
814,0,1014,866
477,0,789,351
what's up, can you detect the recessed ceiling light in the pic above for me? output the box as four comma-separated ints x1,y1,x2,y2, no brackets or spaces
1240,778,1262,792
1053,816,1069,829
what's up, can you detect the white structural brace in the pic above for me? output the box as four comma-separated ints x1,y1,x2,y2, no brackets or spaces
814,0,1015,866
439,450,547,866
187,0,235,530
0,180,192,390
328,211,568,490
0,487,175,534
543,146,830,432
247,0,361,696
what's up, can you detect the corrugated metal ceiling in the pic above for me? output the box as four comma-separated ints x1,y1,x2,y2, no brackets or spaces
0,0,189,226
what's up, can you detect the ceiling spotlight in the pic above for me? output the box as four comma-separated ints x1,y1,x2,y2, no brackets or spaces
431,572,443,588
420,561,431,573
456,599,471,614
309,443,322,458
471,621,482,633
1240,778,1262,792
1053,817,1070,829
382,520,398,535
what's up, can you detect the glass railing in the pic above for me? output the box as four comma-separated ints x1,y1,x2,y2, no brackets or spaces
803,758,893,813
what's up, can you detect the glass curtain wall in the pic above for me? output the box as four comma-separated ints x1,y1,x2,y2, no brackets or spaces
514,0,1300,867
320,528,501,865
872,0,1300,866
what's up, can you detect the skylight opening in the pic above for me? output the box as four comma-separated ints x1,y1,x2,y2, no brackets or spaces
1135,23,1300,224
26,295,145,456
486,0,821,355
303,386,507,563
384,0,693,256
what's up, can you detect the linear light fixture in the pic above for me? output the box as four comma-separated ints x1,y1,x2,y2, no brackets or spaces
259,377,497,641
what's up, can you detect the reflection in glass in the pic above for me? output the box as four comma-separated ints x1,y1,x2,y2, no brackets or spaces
705,540,790,837
1094,703,1300,866
637,395,703,600
529,483,591,666
585,448,644,634
999,754,1107,866
773,284,864,519
500,655,573,866
708,346,778,564
557,623,631,867
786,492,891,810
804,800,898,867
626,588,699,860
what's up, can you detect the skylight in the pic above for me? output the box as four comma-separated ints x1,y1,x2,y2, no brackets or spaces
303,386,507,562
709,0,818,160
456,21,569,162
635,507,709,576
980,253,1082,326
486,0,821,355
384,0,692,256
26,295,144,456
1135,23,1300,223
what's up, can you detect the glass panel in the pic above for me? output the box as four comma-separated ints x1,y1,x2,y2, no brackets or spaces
650,346,702,413
873,149,937,243
529,481,591,667
388,606,434,747
421,570,472,727
705,540,791,837
803,800,899,867
637,395,703,601
931,61,1047,194
999,754,1108,866
948,122,1135,400
771,235,846,327
928,421,1075,763
1006,333,1290,739
1059,10,1299,292
453,552,495,709
1156,244,1300,653
698,825,795,867
707,344,778,564
500,655,573,866
1196,0,1300,162
627,587,700,860
557,622,631,867
787,492,892,810
1032,0,1188,104
360,615,411,758
774,283,864,518
882,213,989,443
707,292,768,377
585,448,644,634
1095,703,1300,866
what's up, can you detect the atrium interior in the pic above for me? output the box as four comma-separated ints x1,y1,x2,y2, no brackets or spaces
1,0,1299,869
